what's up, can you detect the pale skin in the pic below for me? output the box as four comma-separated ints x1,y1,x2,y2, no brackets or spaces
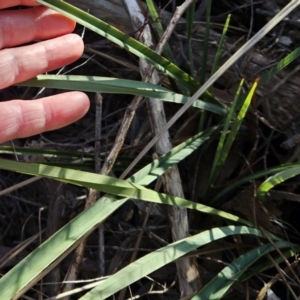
0,0,90,143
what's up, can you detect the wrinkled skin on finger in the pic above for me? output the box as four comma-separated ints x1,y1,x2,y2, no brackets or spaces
0,2,90,143
0,92,90,143
0,7,76,49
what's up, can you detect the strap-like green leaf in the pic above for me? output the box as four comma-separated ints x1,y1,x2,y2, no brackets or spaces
258,166,300,201
194,240,293,299
35,0,215,101
0,128,248,298
19,75,226,115
80,226,280,300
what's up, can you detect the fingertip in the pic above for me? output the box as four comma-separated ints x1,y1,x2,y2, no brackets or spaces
0,34,85,89
63,15,76,32
65,34,85,59
43,91,90,127
0,92,90,144
35,7,78,39
70,91,90,115
41,8,77,34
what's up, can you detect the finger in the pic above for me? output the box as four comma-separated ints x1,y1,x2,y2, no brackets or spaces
0,34,84,89
0,7,76,49
0,0,40,9
0,92,90,143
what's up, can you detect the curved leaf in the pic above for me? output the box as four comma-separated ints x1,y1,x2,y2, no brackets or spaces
80,226,279,300
194,240,293,299
36,0,214,99
258,165,300,201
19,75,226,115
0,158,250,226
0,128,246,298
211,162,300,204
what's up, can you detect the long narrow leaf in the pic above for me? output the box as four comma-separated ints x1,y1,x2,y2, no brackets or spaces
209,79,244,187
186,1,196,77
0,158,250,226
194,240,293,299
0,146,146,173
258,165,300,201
209,79,258,200
258,45,300,87
210,14,231,76
0,194,127,299
211,162,300,204
198,0,212,131
80,226,280,300
145,0,175,63
239,248,299,282
200,0,212,85
130,126,218,185
146,0,189,95
0,128,247,298
36,0,215,102
19,75,227,116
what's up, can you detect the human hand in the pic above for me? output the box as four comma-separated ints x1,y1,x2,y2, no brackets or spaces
0,0,90,144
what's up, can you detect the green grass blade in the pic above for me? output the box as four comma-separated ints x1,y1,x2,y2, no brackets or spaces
186,1,196,76
146,0,163,38
0,126,249,298
0,158,250,226
35,0,215,101
0,145,94,160
209,79,244,187
0,126,217,186
18,75,227,116
80,226,277,300
162,0,300,140
258,165,300,201
200,0,212,85
239,248,299,282
210,14,231,76
258,45,300,87
211,162,300,204
0,146,147,171
146,0,189,94
0,194,127,299
208,79,258,197
145,0,175,63
198,0,212,132
193,240,293,300
130,125,218,185
217,79,258,169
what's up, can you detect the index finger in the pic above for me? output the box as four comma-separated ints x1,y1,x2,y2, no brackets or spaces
0,1,40,9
